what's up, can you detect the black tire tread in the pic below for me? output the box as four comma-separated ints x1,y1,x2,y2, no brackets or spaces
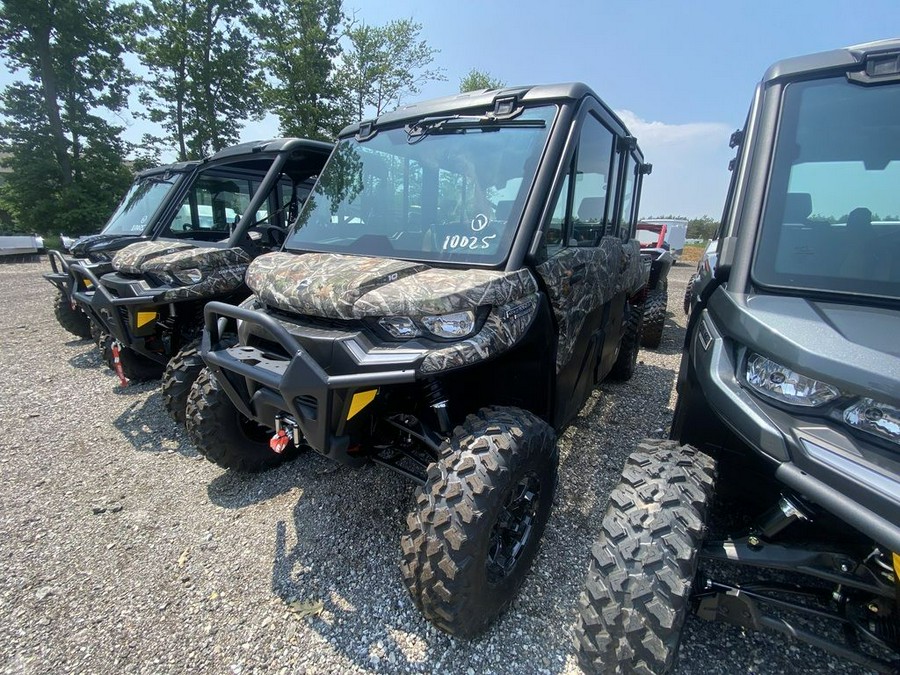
400,406,558,638
161,339,204,425
609,300,644,381
683,278,694,315
185,368,298,472
574,440,716,674
641,287,667,349
54,291,92,339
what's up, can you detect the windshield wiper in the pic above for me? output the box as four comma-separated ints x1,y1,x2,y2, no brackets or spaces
406,115,545,142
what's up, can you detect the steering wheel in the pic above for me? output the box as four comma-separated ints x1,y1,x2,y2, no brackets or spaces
249,223,287,249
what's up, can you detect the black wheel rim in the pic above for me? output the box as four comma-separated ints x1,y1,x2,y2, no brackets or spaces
486,472,541,583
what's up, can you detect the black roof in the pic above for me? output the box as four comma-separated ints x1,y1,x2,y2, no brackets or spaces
763,37,900,83
340,82,634,140
206,137,333,161
136,161,199,178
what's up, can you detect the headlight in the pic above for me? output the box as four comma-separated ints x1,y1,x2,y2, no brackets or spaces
172,268,203,285
422,310,476,339
844,398,900,446
89,250,111,262
745,353,840,407
378,316,420,339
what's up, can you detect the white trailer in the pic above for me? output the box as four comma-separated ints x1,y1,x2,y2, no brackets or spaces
639,218,688,260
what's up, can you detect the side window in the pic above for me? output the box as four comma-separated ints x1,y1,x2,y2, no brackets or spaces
572,115,616,246
165,176,254,236
619,153,638,239
542,112,616,256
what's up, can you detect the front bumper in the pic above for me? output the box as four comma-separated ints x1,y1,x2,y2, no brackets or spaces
70,263,172,361
201,301,419,462
690,307,900,552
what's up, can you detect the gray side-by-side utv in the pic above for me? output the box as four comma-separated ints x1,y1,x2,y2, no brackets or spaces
576,39,900,674
185,83,652,636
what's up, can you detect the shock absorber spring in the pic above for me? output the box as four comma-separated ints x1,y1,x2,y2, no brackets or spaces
422,378,451,436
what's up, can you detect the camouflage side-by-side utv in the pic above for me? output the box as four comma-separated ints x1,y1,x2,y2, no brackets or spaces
44,162,201,339
71,138,332,422
576,40,900,674
635,220,675,348
184,84,652,636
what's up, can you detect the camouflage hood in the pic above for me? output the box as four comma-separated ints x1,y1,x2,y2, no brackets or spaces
142,247,251,301
247,252,539,320
112,241,194,274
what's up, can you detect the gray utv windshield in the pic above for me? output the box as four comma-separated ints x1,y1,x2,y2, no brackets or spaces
285,105,557,265
102,174,182,236
754,77,900,299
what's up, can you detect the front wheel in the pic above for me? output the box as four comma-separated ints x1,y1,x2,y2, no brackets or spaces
185,368,301,472
400,406,558,638
162,339,205,425
54,291,92,339
574,440,716,674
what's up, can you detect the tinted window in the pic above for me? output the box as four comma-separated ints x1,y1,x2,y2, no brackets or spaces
754,77,900,298
163,175,256,238
286,106,557,265
102,175,180,235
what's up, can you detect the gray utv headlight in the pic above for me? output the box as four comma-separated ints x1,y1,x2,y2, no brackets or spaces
422,310,476,339
844,398,900,446
378,316,420,339
745,353,840,407
172,268,203,285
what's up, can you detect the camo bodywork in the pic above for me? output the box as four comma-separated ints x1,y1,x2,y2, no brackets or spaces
536,235,625,372
420,293,540,374
112,241,194,274
247,252,538,320
616,238,649,296
144,247,251,301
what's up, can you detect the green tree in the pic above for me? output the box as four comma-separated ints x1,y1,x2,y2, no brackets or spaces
459,68,504,93
133,0,263,159
251,0,343,141
337,18,445,122
0,0,134,235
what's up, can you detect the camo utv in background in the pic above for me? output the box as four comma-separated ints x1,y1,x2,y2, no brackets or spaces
576,40,900,674
635,221,675,347
185,84,652,637
44,162,199,339
71,138,332,422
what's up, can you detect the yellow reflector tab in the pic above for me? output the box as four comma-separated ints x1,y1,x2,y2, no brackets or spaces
894,552,900,579
136,311,157,328
347,389,377,420
84,279,93,288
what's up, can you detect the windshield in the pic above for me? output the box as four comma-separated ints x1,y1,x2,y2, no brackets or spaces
754,77,900,299
101,174,182,236
285,105,557,265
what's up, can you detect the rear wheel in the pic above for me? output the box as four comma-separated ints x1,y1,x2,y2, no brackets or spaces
185,367,301,472
574,440,716,674
400,406,558,638
641,287,667,349
54,291,92,339
609,300,644,381
683,278,694,315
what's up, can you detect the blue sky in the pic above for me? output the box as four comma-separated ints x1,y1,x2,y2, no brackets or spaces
4,1,899,217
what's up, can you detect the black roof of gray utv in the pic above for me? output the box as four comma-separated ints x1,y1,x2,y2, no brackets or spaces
340,82,638,156
763,37,900,83
206,137,333,160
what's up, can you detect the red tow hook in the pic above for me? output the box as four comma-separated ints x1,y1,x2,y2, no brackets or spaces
110,342,128,388
269,429,290,454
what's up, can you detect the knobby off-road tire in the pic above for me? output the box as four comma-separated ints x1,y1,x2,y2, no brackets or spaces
54,291,92,339
683,278,694,316
162,339,205,425
609,300,644,381
640,287,668,349
574,440,716,674
400,406,558,638
185,367,300,472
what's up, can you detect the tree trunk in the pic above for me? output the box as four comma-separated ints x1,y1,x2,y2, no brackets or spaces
34,22,72,185
176,0,188,160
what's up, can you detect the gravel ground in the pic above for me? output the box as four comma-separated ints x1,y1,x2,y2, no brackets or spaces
0,260,869,674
